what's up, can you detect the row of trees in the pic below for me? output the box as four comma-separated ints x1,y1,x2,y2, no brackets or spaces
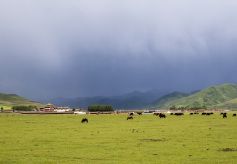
12,105,38,111
88,105,114,112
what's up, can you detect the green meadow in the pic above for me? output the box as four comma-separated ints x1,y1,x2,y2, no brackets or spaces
0,113,237,164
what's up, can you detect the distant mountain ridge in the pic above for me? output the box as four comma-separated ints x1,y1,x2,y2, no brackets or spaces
43,83,237,109
47,90,168,109
2,83,237,110
0,93,43,108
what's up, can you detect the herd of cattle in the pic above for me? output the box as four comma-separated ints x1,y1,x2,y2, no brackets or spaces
126,111,236,120
81,111,237,123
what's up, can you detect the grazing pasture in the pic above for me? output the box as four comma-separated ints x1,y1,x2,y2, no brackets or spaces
0,113,237,163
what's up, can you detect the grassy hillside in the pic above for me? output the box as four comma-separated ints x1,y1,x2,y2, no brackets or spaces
216,98,237,109
0,93,43,109
153,92,189,107
157,83,237,109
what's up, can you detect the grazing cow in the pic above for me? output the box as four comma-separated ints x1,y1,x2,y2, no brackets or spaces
129,112,134,116
137,112,143,115
153,113,160,116
81,118,88,123
233,114,236,117
190,113,193,115
170,113,174,115
223,113,227,118
159,113,166,118
175,113,184,116
127,116,133,120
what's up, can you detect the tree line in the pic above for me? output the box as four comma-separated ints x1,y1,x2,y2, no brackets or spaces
12,105,38,111
88,105,114,112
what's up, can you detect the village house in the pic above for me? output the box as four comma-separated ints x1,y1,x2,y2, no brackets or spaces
40,103,57,112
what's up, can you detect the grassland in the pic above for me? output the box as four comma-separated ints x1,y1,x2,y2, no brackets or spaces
0,113,237,164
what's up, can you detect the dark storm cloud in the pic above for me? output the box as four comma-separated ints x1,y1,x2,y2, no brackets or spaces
0,0,237,99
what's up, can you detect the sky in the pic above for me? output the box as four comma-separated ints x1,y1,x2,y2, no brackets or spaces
0,0,237,99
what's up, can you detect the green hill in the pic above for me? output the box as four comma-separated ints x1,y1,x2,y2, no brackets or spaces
215,98,237,109
156,83,237,109
153,92,189,108
0,93,43,109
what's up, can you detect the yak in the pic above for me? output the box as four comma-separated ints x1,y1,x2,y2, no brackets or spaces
175,113,184,116
127,116,133,120
81,118,88,123
223,113,227,118
129,112,134,116
159,113,166,118
137,112,143,115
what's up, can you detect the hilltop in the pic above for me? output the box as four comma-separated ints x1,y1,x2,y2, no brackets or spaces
155,83,237,109
0,93,43,109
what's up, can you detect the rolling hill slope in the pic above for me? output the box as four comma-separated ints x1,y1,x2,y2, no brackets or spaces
0,93,43,109
152,92,189,108
156,83,237,109
215,98,237,109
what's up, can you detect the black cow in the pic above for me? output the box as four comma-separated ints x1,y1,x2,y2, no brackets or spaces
81,118,88,123
129,112,134,116
153,113,160,116
159,113,166,118
223,113,227,118
233,113,236,117
137,112,143,115
127,116,133,120
190,113,193,115
175,113,184,116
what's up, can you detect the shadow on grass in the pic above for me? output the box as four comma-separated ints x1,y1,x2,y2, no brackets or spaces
219,148,237,152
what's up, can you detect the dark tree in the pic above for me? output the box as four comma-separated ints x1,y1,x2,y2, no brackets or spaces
12,105,37,111
170,105,176,110
88,105,114,112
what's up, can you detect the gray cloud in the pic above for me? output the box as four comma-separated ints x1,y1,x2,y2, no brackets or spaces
0,0,237,99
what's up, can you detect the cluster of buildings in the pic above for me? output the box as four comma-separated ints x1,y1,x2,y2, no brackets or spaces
39,103,74,112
